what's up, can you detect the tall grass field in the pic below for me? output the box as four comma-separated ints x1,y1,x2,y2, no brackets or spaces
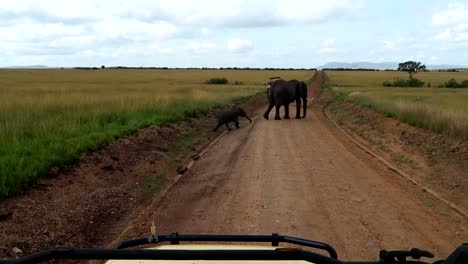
326,70,468,87
0,69,313,198
325,71,468,140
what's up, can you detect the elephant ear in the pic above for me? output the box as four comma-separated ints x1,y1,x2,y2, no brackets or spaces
213,110,222,118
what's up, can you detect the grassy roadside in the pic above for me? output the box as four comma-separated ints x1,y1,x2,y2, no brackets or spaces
323,71,468,140
139,134,202,202
323,91,468,218
0,69,309,198
322,72,468,217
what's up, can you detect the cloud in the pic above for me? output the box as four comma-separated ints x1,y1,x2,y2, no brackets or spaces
0,0,361,28
272,0,362,25
433,24,468,43
0,0,362,66
0,1,104,25
185,42,217,54
118,0,362,28
432,3,468,46
92,19,180,42
322,39,335,47
318,39,338,54
383,40,394,49
267,47,298,57
432,3,467,26
319,47,338,54
0,9,96,25
227,38,253,53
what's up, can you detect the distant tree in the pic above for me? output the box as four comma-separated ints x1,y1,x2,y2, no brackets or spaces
101,65,105,69
398,61,426,79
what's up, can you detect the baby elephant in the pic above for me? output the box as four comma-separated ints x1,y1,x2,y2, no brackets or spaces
213,107,252,132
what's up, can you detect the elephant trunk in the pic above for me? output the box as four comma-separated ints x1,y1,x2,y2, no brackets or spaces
246,116,252,123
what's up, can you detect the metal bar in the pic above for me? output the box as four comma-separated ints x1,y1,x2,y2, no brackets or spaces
116,237,152,249
283,236,338,259
116,233,338,258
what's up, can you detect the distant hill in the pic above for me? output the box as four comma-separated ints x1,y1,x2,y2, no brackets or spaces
318,62,466,70
318,62,397,70
427,64,468,70
5,65,48,69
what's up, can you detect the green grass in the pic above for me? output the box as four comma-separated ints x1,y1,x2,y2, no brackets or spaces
0,69,313,198
172,135,203,161
392,154,415,165
326,70,468,87
141,172,164,201
325,71,468,140
415,186,467,225
175,136,202,151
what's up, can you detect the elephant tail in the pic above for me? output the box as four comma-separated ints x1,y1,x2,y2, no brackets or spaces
302,81,308,98
266,83,273,104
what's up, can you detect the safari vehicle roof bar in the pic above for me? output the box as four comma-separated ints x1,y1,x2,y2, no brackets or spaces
116,233,338,259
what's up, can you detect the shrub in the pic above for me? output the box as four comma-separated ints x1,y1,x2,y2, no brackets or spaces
232,80,244,85
444,78,459,88
443,78,468,88
382,80,392,87
392,79,409,87
205,77,228,84
407,78,425,87
381,78,425,87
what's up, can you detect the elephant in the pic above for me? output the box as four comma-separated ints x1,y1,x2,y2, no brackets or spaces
213,107,252,131
263,79,308,120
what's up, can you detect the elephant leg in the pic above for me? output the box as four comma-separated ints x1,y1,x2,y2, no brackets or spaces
235,117,240,128
263,102,274,120
213,121,222,132
284,103,290,119
274,103,281,120
295,99,301,119
302,98,308,118
225,122,232,131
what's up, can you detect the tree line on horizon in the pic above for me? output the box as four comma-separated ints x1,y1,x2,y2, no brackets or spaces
74,66,317,71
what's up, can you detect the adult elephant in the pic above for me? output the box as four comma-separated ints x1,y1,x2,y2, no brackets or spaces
263,79,308,120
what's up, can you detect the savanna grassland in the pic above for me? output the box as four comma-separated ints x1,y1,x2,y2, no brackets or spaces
0,69,313,198
324,70,468,140
326,70,468,87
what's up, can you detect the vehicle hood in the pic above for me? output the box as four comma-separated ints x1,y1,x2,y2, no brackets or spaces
106,244,312,264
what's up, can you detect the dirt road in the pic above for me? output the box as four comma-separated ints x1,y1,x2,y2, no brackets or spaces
123,75,467,261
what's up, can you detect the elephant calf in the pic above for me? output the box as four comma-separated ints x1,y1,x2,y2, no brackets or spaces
213,107,252,132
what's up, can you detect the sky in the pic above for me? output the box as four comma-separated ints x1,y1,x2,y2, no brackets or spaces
1,0,468,68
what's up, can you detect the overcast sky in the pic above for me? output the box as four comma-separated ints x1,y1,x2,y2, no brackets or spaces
1,0,467,67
